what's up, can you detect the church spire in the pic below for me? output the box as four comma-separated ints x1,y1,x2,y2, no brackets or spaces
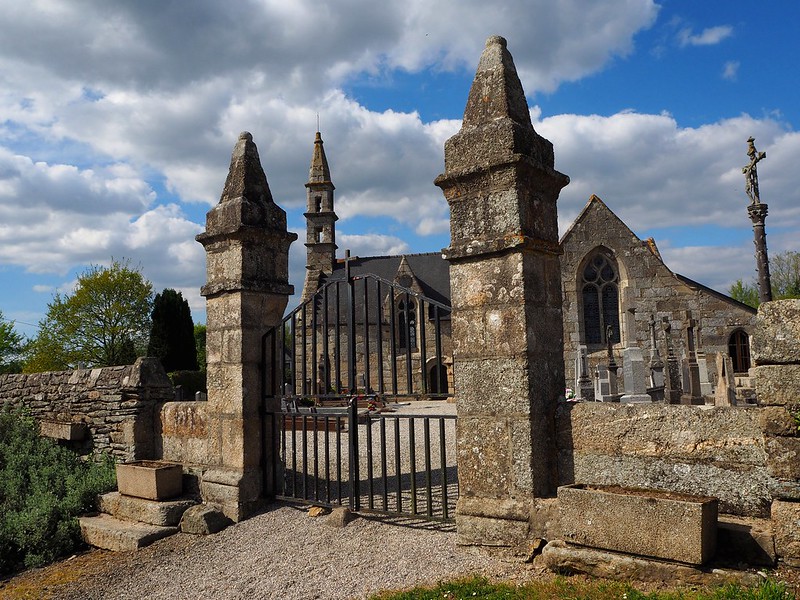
301,130,338,302
308,131,332,184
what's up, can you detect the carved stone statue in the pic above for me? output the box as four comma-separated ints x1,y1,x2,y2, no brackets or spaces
742,136,766,205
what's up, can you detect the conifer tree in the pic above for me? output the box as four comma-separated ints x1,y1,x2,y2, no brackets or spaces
147,289,198,372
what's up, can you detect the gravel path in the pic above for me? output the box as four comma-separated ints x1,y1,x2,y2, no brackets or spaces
53,504,535,600
46,401,537,600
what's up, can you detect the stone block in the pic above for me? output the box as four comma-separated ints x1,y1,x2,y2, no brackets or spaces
759,406,797,437
558,484,717,564
752,300,800,365
456,416,511,496
39,420,86,441
99,492,195,527
772,500,800,564
755,365,800,406
116,461,183,501
766,436,800,480
79,514,177,552
180,503,232,535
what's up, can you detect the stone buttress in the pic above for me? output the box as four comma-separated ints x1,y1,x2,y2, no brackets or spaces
435,35,569,551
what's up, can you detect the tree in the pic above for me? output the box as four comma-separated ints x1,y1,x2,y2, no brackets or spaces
147,289,198,372
0,311,25,374
24,260,153,372
194,324,206,371
729,250,800,309
729,279,760,309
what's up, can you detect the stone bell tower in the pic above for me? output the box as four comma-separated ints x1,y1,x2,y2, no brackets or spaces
301,131,338,301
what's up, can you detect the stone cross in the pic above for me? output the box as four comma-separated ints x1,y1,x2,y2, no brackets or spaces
648,314,664,389
576,345,595,401
695,320,713,396
681,310,704,404
606,325,619,395
743,137,773,304
662,317,682,404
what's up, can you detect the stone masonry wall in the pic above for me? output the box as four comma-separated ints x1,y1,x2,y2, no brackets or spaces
556,402,791,517
0,357,174,461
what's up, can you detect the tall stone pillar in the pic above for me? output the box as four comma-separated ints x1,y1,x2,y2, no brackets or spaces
196,132,297,520
435,36,569,550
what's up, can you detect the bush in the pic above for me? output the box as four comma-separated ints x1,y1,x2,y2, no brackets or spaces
0,408,117,575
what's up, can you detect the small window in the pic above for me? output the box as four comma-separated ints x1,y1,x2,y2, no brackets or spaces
397,298,417,350
728,330,751,373
581,252,620,345
315,195,322,212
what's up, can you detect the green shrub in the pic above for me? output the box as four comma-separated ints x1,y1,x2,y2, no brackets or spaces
0,408,116,575
168,370,207,398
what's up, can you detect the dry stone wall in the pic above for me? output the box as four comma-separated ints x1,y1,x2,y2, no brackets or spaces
0,357,174,461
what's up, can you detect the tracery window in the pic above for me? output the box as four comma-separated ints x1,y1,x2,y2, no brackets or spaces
581,252,621,345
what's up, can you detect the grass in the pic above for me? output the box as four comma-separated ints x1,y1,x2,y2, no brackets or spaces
370,575,795,600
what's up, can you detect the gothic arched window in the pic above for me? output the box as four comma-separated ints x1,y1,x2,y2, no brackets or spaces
581,252,621,345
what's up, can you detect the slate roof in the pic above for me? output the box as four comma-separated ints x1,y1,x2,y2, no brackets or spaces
321,252,451,307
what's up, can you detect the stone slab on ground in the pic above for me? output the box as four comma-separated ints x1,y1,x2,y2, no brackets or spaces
79,514,178,552
540,540,762,587
99,492,196,527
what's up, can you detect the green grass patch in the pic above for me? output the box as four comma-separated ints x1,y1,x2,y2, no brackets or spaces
370,575,794,600
0,408,117,576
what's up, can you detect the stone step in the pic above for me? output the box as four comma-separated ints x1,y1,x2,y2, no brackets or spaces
99,491,196,527
79,514,178,552
735,376,755,388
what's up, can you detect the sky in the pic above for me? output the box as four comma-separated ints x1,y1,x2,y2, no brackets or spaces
1,1,798,339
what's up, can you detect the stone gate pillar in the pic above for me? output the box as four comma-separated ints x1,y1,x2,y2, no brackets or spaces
196,132,296,520
435,36,569,550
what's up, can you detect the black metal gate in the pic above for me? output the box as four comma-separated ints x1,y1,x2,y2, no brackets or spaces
261,273,457,521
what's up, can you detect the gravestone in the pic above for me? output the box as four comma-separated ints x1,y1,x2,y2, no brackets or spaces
662,317,683,404
681,311,704,405
595,364,615,402
577,346,595,401
620,346,651,403
648,314,665,389
714,353,737,406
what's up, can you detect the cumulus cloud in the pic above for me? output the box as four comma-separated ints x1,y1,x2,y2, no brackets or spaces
678,25,734,47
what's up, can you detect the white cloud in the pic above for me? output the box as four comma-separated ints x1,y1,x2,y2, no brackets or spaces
678,25,733,47
722,60,740,81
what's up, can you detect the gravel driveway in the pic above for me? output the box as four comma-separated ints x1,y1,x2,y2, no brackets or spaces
51,504,531,600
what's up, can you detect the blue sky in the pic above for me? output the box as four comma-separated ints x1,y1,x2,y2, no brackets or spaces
0,1,798,339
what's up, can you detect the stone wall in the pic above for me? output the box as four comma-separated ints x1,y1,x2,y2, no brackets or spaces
556,402,791,517
0,357,174,461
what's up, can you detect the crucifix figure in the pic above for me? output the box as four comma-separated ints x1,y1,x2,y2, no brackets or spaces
742,136,766,205
742,137,773,304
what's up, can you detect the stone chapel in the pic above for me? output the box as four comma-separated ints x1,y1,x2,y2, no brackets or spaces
299,126,756,396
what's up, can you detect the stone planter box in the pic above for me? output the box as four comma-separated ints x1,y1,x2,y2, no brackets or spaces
117,461,183,501
558,484,718,565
